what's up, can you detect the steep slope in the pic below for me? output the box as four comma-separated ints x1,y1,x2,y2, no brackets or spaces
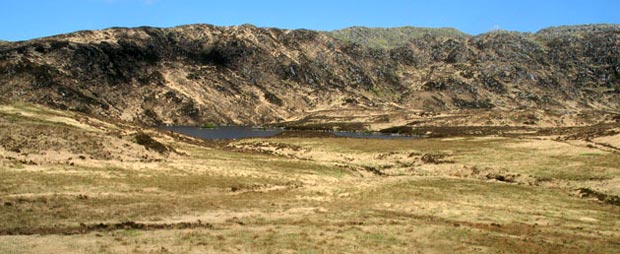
0,24,619,126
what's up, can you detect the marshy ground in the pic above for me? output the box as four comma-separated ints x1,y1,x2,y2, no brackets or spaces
1,103,620,253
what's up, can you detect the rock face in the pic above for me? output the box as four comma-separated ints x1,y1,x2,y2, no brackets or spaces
0,24,619,125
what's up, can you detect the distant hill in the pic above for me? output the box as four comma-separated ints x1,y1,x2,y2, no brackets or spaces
329,26,470,48
535,24,620,39
0,23,619,126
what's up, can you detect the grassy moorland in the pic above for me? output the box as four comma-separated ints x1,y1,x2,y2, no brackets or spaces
1,103,619,253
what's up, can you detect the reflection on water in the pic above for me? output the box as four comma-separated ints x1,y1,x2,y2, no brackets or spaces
333,131,415,140
163,126,416,140
163,126,282,140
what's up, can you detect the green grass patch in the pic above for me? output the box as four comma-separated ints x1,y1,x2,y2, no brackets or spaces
580,152,602,157
201,123,217,129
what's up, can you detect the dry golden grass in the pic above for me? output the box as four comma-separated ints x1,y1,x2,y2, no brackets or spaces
1,104,620,253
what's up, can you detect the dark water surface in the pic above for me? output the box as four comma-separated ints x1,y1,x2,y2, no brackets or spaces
163,126,282,140
333,131,416,140
163,126,416,140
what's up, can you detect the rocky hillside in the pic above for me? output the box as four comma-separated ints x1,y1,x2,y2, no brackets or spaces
329,26,470,49
0,24,619,126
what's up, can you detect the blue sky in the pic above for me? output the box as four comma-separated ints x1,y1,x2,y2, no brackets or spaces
1,0,619,41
